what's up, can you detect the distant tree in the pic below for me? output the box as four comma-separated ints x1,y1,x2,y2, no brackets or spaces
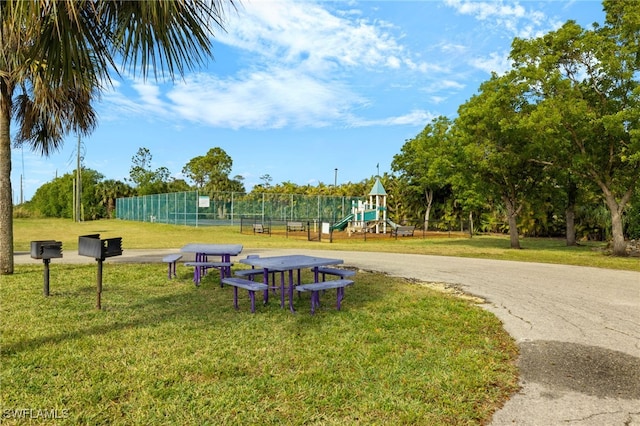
182,147,235,193
339,180,371,198
96,179,134,219
455,73,546,249
29,176,73,218
129,148,171,195
228,175,246,193
259,174,273,189
385,174,409,226
393,117,454,231
166,178,192,193
29,169,104,219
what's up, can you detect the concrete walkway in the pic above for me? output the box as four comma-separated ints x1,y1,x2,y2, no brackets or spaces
15,248,640,425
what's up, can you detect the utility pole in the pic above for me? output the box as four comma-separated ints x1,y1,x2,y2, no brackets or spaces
76,135,82,222
20,146,24,204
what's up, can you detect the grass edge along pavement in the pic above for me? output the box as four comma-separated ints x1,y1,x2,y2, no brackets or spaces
12,218,640,272
1,263,518,425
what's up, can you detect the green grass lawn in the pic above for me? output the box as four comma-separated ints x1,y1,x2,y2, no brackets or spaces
11,218,640,271
3,218,636,424
2,263,517,425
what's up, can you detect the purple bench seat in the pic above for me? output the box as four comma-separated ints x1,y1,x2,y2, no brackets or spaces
295,279,354,314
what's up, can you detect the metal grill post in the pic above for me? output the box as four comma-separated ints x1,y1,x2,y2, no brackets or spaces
96,259,103,310
43,259,50,296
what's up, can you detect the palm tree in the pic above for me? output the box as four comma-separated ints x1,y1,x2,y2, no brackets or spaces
96,179,133,219
1,1,236,274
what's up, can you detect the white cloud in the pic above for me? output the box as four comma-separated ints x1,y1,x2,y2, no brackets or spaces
99,0,432,130
470,51,513,75
221,0,422,72
350,109,436,127
166,68,361,129
422,79,465,94
440,80,466,90
440,43,467,54
131,82,169,116
444,0,552,39
445,0,526,21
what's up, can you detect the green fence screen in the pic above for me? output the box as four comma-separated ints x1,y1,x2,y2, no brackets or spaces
116,191,362,226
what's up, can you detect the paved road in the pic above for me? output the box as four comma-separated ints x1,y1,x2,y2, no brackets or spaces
15,248,640,425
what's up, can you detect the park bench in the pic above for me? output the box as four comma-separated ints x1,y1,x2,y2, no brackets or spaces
253,223,270,235
391,225,415,238
235,254,282,298
234,254,263,280
184,261,233,286
162,253,183,279
295,279,354,314
286,221,306,232
221,277,269,313
235,267,280,286
235,268,264,280
316,267,356,281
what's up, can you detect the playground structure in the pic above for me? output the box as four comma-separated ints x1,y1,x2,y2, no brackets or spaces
332,178,397,235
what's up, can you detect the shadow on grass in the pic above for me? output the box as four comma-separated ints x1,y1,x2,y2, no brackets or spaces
1,292,202,357
433,236,605,252
2,266,389,356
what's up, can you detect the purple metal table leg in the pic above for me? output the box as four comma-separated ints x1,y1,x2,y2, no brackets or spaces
249,290,256,313
233,286,239,310
288,270,296,313
193,253,202,284
262,268,269,304
280,272,285,308
222,254,231,282
194,265,201,286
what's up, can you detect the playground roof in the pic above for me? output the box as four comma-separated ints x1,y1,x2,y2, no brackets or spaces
369,178,387,196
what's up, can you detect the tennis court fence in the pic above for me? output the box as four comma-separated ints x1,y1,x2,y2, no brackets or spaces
116,191,361,226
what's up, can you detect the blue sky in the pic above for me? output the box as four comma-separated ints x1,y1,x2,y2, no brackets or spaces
11,0,606,202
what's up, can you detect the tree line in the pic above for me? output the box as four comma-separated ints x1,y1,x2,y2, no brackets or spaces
16,145,377,220
18,132,640,253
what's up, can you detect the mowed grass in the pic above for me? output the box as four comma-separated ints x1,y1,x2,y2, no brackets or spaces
2,263,518,425
12,218,640,271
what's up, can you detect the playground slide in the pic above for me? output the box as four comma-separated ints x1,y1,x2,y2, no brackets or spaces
331,214,354,231
386,218,399,229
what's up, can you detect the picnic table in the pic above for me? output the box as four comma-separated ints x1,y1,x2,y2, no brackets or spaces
238,254,346,313
180,243,243,285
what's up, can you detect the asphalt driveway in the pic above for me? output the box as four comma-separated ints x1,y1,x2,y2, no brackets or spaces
14,248,640,425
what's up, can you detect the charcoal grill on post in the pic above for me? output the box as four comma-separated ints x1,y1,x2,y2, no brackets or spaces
78,234,123,309
30,240,63,296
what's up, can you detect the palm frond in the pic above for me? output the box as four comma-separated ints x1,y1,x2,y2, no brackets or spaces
101,0,235,81
13,77,97,156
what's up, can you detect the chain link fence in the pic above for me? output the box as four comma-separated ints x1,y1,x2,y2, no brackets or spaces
116,191,362,226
